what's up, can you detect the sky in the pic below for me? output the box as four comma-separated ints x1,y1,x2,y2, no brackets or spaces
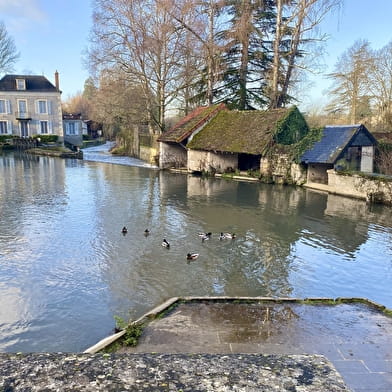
1,0,392,110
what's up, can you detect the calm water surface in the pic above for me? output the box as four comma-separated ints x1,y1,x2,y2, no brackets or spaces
0,143,391,352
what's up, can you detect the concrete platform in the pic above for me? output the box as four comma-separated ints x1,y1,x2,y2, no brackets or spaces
117,299,392,392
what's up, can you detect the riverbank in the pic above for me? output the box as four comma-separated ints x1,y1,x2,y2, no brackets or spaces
26,147,83,159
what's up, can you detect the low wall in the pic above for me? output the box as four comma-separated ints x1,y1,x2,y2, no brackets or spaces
139,145,159,166
327,170,392,204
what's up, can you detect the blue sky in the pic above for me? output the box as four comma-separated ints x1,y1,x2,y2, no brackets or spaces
1,0,392,109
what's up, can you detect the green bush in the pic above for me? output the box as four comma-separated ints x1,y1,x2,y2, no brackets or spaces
0,135,15,143
32,134,58,143
33,135,59,143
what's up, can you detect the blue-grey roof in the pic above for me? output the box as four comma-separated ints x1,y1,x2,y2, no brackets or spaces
301,125,369,164
0,75,58,92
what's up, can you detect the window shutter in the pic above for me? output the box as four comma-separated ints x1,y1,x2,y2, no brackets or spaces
76,122,80,135
7,120,12,134
6,100,11,114
48,100,52,115
35,100,39,114
48,121,53,134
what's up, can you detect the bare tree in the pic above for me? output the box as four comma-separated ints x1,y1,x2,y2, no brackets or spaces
162,0,225,106
327,39,373,123
0,21,19,73
89,0,189,133
269,0,342,109
367,41,392,131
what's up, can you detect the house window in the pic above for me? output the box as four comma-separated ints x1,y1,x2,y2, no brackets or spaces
16,79,26,90
0,121,7,134
38,100,47,114
67,122,76,135
0,100,6,114
40,121,48,134
18,100,27,113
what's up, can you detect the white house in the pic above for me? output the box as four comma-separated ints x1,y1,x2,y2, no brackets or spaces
0,72,63,140
63,113,88,147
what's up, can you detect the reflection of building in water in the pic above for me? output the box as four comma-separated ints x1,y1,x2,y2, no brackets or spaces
0,153,67,209
300,189,371,255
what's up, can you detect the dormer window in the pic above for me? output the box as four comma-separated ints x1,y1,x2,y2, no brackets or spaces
16,78,26,90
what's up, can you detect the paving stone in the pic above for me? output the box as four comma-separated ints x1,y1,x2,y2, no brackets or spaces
332,360,370,374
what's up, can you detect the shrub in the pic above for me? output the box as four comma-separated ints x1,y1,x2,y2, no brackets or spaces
32,135,59,143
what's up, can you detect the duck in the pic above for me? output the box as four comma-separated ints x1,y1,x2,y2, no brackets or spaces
187,253,199,260
122,226,128,234
144,229,150,236
200,233,211,242
220,232,236,240
198,232,212,238
162,239,170,248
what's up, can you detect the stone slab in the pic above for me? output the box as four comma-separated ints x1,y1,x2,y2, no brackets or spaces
0,353,349,391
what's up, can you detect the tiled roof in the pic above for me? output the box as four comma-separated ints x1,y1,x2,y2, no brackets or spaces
186,107,297,155
301,125,367,164
0,75,58,92
158,104,226,143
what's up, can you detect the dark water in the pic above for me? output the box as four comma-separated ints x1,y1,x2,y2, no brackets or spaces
0,144,391,352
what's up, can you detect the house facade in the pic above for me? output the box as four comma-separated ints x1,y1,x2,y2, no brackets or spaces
63,113,87,147
0,73,63,141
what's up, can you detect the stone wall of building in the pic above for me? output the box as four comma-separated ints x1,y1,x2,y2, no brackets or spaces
159,143,187,168
260,153,307,185
188,150,238,173
307,163,333,184
327,169,392,204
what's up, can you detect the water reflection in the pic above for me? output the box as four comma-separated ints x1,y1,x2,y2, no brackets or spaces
0,147,391,352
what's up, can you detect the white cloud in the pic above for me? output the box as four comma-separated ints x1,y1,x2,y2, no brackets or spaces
0,0,47,32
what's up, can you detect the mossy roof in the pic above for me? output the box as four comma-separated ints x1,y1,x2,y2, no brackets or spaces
158,104,226,143
187,107,295,155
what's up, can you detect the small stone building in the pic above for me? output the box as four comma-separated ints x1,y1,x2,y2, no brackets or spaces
301,124,377,184
158,104,226,168
186,106,309,176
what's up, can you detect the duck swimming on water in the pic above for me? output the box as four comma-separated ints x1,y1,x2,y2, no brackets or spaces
122,226,128,234
144,229,150,236
162,239,170,248
187,253,199,260
220,232,236,240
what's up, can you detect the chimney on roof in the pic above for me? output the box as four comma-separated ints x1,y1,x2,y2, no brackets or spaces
54,70,59,90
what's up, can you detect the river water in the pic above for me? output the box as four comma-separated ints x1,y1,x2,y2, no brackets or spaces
0,143,391,352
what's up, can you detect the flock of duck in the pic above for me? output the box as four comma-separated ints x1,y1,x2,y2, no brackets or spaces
121,226,236,261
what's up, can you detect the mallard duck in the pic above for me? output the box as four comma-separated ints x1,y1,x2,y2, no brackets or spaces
144,229,150,236
221,232,236,239
122,226,128,234
187,253,199,260
198,232,212,237
162,239,170,248
201,234,211,242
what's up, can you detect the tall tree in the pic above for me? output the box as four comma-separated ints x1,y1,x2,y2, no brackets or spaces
269,0,342,109
327,40,373,123
89,0,188,133
367,41,392,131
217,0,275,110
0,21,19,73
162,0,226,107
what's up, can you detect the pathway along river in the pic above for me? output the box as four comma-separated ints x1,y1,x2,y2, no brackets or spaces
0,143,391,352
